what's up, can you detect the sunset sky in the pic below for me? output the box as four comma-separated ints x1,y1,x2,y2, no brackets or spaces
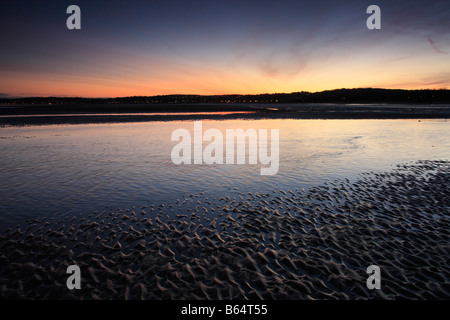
0,0,449,98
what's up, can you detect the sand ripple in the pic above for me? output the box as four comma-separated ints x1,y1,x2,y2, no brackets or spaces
0,160,449,299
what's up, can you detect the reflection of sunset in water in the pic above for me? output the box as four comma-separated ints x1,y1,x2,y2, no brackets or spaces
0,111,257,118
0,119,448,228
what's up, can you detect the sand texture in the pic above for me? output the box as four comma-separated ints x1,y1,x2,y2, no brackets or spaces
0,160,449,299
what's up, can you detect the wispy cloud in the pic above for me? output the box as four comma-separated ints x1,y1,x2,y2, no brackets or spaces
426,36,448,54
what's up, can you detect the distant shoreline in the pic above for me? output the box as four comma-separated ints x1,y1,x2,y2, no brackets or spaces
0,103,449,126
2,88,450,105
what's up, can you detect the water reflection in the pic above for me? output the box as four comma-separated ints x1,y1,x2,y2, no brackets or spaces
0,119,448,227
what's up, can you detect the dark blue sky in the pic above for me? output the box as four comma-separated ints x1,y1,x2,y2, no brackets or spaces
1,0,449,97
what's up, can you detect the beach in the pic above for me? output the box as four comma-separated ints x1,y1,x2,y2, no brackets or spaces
2,0,450,306
0,160,448,299
1,103,450,126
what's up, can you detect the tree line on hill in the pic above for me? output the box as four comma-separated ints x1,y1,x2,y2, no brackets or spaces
1,88,449,105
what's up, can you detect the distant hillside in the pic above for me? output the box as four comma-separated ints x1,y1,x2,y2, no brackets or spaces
1,88,450,105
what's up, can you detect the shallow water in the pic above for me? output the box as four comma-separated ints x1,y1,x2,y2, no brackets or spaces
0,119,449,228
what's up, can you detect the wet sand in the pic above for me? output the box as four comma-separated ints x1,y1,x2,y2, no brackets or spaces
0,103,449,126
0,160,449,299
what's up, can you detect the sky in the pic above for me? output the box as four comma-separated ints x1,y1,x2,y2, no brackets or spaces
0,0,449,98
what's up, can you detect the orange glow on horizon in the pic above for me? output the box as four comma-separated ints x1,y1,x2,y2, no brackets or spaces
2,74,448,98
1,47,448,98
2,1,449,98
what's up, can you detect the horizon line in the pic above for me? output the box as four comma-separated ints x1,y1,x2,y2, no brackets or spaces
2,87,449,100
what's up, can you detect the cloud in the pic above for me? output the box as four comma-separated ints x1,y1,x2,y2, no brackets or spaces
426,37,448,54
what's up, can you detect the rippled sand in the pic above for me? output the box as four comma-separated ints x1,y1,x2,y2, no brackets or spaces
0,160,449,299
